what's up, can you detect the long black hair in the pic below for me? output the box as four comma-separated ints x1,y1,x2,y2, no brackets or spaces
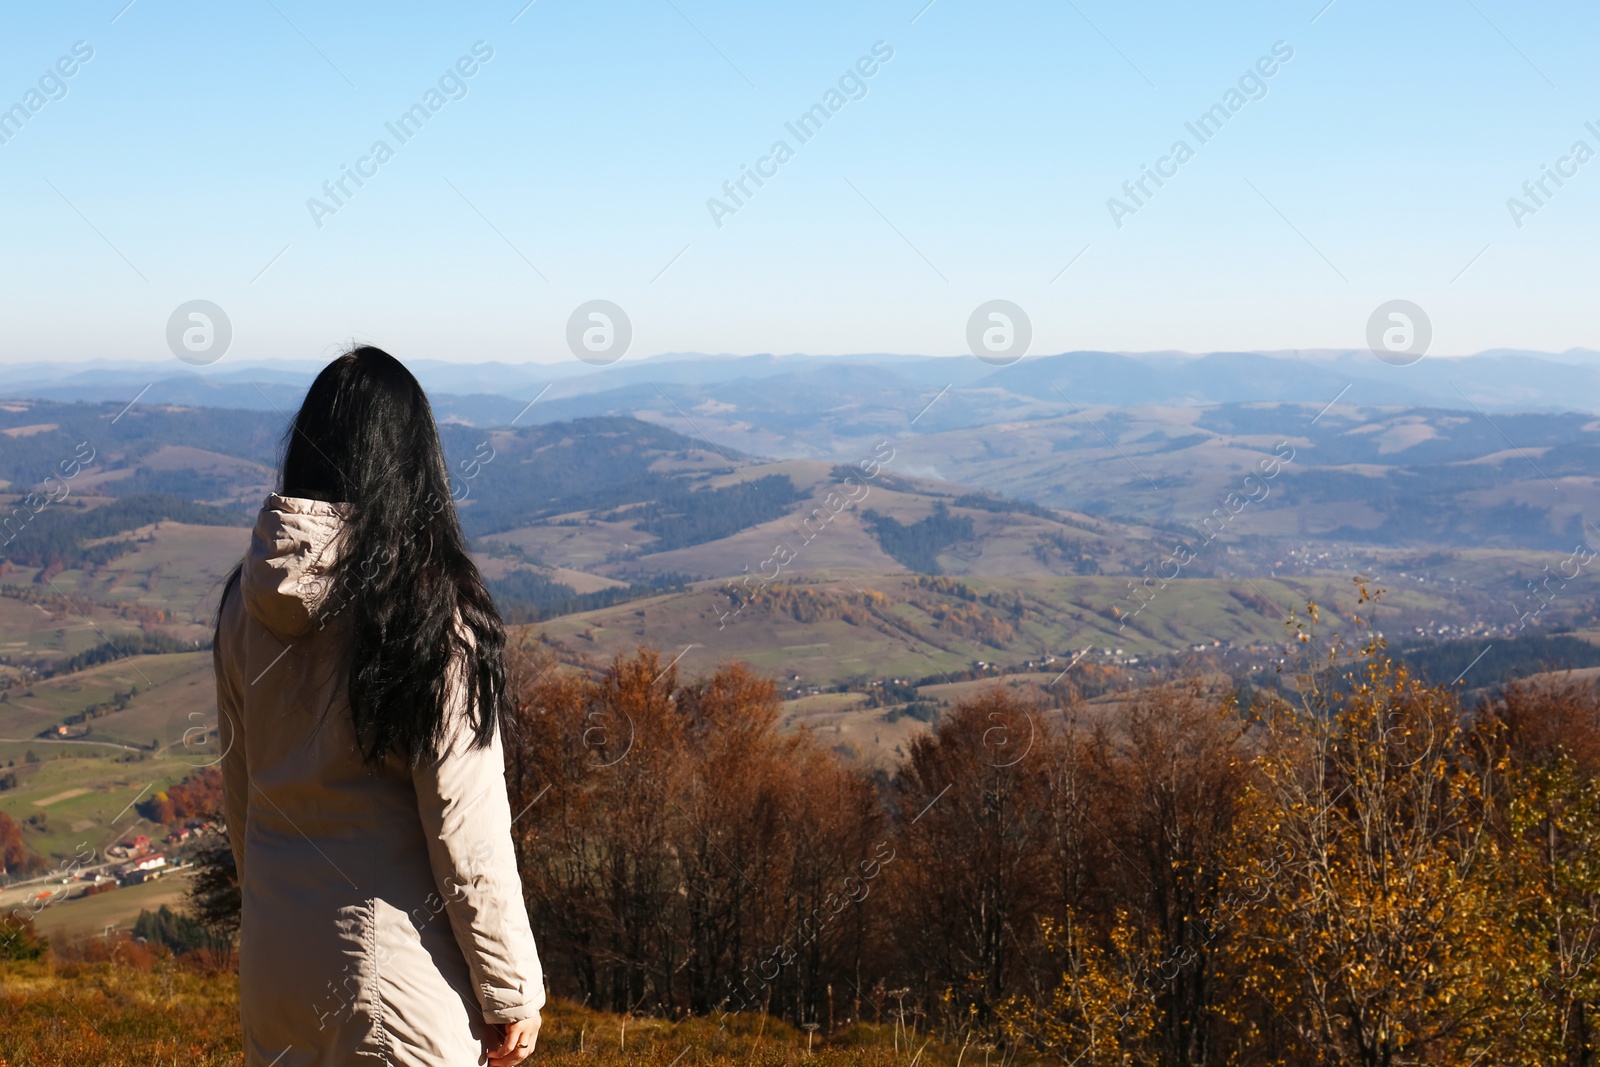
222,346,506,765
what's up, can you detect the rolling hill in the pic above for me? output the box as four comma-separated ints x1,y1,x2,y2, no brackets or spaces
4,390,1599,865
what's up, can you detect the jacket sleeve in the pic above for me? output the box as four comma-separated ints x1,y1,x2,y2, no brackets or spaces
412,671,545,1024
214,634,249,886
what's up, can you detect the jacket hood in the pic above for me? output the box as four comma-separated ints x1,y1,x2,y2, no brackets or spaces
240,493,352,637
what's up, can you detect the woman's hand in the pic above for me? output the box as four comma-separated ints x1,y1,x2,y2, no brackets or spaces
484,1015,541,1067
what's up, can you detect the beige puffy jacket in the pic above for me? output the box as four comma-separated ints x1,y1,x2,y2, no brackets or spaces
216,494,544,1065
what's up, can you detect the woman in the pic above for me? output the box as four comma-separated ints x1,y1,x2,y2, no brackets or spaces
214,347,543,1066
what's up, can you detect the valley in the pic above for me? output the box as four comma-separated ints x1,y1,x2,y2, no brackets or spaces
3,353,1600,869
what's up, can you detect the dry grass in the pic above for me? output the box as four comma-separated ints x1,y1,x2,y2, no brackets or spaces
1,957,241,1066
0,956,973,1067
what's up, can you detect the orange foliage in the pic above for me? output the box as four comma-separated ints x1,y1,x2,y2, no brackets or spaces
139,767,222,825
0,810,35,875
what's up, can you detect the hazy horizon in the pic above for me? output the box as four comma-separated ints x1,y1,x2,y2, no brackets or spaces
7,345,1600,370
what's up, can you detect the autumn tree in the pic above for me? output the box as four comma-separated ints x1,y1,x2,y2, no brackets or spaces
187,829,241,967
775,738,889,1027
499,623,1600,1061
886,689,1056,1020
1229,644,1512,1064
508,645,685,1012
0,809,36,875
1479,676,1600,1063
1085,682,1253,1067
674,663,803,1014
505,645,885,1024
999,706,1161,1063
998,909,1158,1066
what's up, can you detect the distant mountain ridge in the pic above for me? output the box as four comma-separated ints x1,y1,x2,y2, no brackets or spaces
4,349,1599,423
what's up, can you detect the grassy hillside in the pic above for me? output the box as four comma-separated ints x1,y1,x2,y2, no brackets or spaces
490,457,1150,584
5,408,1585,639
530,572,1458,684
897,402,1600,551
1,652,211,747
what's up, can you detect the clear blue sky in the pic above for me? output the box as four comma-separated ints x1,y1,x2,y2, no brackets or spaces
1,0,1595,364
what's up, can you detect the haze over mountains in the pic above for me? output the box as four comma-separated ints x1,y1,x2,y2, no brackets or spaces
7,349,1600,432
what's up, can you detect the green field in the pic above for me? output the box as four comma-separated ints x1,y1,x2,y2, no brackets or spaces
49,522,245,637
1,651,213,749
0,750,208,865
0,591,147,668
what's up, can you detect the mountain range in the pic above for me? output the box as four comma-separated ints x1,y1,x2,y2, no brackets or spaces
6,350,1600,434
